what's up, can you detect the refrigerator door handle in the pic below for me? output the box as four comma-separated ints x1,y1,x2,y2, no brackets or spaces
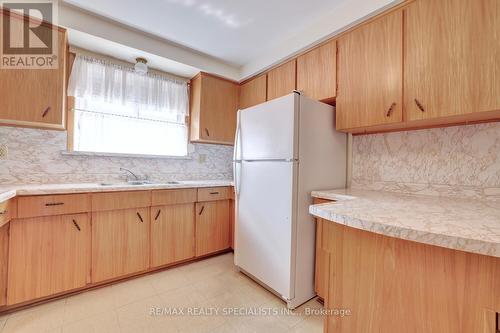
233,110,242,197
234,161,241,197
233,110,242,162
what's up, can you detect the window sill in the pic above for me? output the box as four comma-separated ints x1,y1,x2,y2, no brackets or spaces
61,150,192,160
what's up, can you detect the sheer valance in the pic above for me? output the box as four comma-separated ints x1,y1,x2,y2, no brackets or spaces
68,55,189,123
67,54,189,157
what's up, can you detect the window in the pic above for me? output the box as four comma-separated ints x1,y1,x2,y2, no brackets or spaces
68,55,189,157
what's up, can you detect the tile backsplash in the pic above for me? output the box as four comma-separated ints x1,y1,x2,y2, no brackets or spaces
352,122,500,200
0,126,233,184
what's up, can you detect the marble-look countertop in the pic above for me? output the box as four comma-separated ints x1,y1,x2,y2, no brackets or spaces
310,189,500,258
0,180,233,202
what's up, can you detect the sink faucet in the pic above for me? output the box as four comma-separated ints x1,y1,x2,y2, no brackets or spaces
120,167,139,181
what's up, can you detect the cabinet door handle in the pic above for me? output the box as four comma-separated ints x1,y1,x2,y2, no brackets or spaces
209,191,219,195
136,212,144,222
45,202,64,206
198,206,205,215
205,128,210,137
42,106,51,118
386,102,396,117
154,209,161,221
415,99,425,112
72,219,81,231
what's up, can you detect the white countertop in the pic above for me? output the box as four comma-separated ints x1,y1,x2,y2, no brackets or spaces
0,180,233,201
310,189,500,258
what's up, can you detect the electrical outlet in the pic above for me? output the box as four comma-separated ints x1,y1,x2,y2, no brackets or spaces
0,144,7,159
198,154,207,164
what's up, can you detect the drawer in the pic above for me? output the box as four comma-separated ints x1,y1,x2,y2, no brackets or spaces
0,199,16,227
91,191,151,212
17,194,90,219
197,187,232,202
151,188,197,206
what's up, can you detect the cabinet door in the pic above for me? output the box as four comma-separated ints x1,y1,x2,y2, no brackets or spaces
150,203,195,268
239,74,267,109
336,10,403,130
91,208,150,283
7,214,90,305
0,15,67,129
195,200,230,257
405,0,500,121
297,40,337,101
0,224,9,306
190,73,239,145
267,60,296,101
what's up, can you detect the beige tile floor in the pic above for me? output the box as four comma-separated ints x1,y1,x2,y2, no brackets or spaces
0,253,324,333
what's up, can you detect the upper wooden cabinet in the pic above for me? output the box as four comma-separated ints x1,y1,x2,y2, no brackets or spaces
239,74,267,109
190,72,239,145
336,10,403,131
0,11,67,130
297,40,337,102
267,60,296,101
404,0,500,121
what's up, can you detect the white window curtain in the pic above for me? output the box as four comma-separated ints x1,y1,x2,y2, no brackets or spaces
68,55,189,156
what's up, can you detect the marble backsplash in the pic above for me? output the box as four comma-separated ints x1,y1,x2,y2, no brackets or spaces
0,126,233,184
351,122,500,200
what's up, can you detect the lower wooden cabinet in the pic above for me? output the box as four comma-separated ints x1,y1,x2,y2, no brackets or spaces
150,203,195,268
91,208,150,283
195,200,230,256
0,224,9,306
7,213,90,305
0,187,234,308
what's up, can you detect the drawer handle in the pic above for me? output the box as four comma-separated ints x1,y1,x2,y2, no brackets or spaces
136,212,144,223
42,106,51,118
45,202,64,206
154,209,161,221
72,219,81,231
414,99,425,112
386,102,396,117
209,192,220,195
0,210,7,215
199,206,205,215
205,128,210,137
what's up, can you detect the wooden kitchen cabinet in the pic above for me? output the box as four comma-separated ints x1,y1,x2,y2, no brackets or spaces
0,224,9,306
404,0,500,122
91,208,150,283
195,200,230,257
297,40,337,102
267,60,296,101
336,10,403,131
7,213,90,305
190,72,239,145
0,11,67,130
239,74,267,109
150,203,195,267
313,198,333,300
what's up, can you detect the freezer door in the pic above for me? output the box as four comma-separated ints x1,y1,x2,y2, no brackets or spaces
240,93,298,160
235,160,297,300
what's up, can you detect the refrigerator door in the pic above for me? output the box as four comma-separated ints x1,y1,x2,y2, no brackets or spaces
239,93,299,161
235,160,297,300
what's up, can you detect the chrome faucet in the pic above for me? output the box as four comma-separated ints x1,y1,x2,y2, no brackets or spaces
120,167,139,181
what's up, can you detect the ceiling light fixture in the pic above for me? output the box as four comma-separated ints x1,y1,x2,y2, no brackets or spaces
134,57,148,74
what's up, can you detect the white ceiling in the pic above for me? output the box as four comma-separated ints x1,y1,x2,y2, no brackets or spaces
63,0,357,67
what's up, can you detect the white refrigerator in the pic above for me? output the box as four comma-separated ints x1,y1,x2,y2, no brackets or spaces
233,92,347,309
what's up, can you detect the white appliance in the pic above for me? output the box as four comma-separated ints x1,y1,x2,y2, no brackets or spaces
233,92,347,309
